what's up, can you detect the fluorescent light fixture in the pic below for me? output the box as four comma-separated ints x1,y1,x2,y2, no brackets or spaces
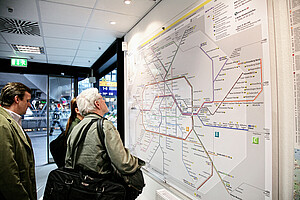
110,21,116,25
124,0,131,4
11,44,44,54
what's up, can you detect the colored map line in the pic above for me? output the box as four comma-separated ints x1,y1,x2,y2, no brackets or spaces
197,115,248,131
140,133,156,153
138,14,263,192
164,30,188,80
143,125,192,141
181,129,196,179
150,46,167,74
147,141,161,162
199,46,215,101
139,58,262,192
210,58,263,104
197,163,213,189
192,130,230,193
198,72,243,116
196,57,263,113
141,76,192,112
213,58,228,82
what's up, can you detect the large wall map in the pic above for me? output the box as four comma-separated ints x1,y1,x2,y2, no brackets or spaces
126,0,272,199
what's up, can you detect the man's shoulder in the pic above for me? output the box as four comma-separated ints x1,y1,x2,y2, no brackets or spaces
0,108,14,132
102,118,116,131
0,107,12,124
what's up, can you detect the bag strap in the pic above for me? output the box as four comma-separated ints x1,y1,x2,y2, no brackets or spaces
71,118,98,168
97,117,112,162
97,117,106,150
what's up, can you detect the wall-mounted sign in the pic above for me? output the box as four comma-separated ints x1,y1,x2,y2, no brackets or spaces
99,86,117,96
100,81,117,96
100,81,117,87
11,58,27,67
126,0,272,198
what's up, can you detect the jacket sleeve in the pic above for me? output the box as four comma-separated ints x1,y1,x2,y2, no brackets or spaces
103,120,139,174
0,124,30,200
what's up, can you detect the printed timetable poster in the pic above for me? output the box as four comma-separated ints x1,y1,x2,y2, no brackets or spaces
288,0,300,198
126,0,272,199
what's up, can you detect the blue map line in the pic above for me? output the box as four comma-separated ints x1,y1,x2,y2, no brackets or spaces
197,115,248,131
166,122,177,126
213,59,228,82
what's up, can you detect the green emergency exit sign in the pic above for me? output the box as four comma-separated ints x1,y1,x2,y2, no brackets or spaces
11,58,27,67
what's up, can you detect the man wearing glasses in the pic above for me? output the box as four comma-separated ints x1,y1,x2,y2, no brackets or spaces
65,88,144,200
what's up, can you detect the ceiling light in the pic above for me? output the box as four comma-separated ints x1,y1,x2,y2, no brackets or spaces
124,0,131,4
110,21,116,25
11,44,44,54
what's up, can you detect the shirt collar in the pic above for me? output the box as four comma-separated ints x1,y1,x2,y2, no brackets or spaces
2,107,22,126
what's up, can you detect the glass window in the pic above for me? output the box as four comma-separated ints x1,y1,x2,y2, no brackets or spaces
112,69,117,82
48,76,73,163
99,69,117,126
78,77,92,94
105,74,111,82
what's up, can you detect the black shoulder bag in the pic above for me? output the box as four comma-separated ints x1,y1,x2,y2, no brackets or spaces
97,118,145,200
50,130,67,167
44,119,126,200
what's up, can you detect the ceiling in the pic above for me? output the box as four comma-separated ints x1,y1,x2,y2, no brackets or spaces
0,0,157,68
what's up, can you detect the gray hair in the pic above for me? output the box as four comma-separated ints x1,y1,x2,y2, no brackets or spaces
76,88,101,116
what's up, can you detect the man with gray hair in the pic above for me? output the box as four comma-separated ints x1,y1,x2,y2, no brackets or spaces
0,82,36,200
65,88,142,199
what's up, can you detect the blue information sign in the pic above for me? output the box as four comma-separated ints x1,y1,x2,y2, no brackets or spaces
99,86,117,96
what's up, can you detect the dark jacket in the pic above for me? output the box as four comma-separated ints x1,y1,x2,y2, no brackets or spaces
0,107,37,200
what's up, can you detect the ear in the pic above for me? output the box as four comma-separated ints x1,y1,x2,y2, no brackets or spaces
94,100,101,110
14,95,19,104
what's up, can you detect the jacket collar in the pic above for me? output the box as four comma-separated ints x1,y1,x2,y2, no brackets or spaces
2,107,22,127
84,113,103,119
0,107,31,149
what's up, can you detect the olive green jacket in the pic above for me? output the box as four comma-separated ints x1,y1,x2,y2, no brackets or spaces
0,107,37,200
65,113,139,175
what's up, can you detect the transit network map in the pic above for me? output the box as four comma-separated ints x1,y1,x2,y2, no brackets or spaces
126,0,272,199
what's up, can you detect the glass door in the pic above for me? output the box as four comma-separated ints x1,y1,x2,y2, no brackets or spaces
48,76,73,163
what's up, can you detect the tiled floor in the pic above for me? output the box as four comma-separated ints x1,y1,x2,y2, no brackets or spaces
27,130,60,199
